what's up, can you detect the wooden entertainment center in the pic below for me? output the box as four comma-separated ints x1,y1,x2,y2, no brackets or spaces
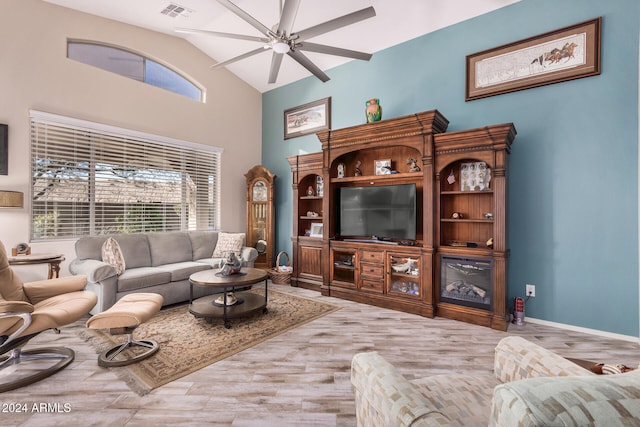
288,110,516,330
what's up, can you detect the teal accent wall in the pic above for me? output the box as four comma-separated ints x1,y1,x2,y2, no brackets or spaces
262,0,640,336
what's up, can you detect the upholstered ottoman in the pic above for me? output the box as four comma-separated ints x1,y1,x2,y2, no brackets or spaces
86,293,163,367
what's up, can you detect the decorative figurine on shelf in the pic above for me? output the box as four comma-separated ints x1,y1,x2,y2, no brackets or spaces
365,98,382,123
306,185,315,196
220,251,242,276
316,176,324,197
354,160,362,176
337,163,345,178
382,165,398,174
406,158,421,172
452,212,464,219
486,237,494,249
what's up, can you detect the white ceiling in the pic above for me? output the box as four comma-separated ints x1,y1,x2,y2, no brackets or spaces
43,0,520,93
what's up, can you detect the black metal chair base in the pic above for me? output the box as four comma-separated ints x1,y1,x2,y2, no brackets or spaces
98,336,159,368
0,347,75,393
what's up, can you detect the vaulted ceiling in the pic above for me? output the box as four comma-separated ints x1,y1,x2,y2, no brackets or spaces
44,0,520,93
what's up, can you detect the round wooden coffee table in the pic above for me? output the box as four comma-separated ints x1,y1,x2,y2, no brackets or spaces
188,268,268,328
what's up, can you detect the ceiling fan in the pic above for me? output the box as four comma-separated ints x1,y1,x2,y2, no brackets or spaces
176,0,376,84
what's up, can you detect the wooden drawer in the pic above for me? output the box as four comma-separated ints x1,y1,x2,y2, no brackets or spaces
361,250,384,263
361,278,383,293
360,264,383,278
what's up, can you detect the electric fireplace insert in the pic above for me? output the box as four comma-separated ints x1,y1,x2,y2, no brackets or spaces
440,255,493,310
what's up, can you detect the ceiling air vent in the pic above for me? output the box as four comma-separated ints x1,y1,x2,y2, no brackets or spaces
160,3,193,18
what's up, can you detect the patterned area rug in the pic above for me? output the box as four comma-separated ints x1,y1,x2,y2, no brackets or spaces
78,289,340,395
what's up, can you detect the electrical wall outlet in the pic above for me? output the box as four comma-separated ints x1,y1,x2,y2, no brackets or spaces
526,284,536,297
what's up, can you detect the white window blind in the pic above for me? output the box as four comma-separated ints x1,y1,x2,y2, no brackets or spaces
30,111,222,240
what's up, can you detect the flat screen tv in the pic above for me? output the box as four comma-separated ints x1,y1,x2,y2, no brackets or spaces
338,183,416,241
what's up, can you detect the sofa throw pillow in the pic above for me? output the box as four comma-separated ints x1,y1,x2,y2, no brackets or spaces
101,237,126,275
212,232,245,258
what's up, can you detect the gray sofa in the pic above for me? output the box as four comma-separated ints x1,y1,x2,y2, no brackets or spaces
69,231,258,314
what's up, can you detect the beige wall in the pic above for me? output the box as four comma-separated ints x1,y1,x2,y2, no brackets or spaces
0,0,262,280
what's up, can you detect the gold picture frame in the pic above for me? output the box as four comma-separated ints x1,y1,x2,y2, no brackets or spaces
466,17,601,101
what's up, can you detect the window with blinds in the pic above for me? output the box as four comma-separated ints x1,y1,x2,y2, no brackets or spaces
30,111,222,241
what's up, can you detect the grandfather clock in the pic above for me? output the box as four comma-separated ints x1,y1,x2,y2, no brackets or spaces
245,165,276,270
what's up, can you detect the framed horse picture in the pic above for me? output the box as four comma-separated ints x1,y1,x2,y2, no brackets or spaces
466,17,601,101
284,97,331,140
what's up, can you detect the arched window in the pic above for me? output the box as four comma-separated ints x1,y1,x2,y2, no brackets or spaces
67,40,203,101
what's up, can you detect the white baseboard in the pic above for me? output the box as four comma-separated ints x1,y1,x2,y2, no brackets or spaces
525,317,640,344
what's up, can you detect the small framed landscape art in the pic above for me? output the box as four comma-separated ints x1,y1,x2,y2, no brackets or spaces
284,97,331,139
466,17,601,101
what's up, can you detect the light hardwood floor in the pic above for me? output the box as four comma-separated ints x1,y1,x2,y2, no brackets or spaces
2,284,639,427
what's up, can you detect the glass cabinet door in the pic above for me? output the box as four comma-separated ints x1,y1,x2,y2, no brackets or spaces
252,181,267,201
251,203,267,242
387,254,421,297
251,181,268,245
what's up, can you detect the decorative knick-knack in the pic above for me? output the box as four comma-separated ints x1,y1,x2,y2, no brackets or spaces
354,160,362,176
406,158,420,172
365,98,382,123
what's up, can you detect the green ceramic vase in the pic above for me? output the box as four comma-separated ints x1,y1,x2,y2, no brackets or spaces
365,98,382,123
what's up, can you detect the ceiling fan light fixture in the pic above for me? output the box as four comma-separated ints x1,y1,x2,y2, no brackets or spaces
272,41,290,54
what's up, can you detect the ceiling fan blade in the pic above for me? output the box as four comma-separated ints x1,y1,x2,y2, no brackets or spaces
268,52,285,84
294,6,376,41
287,50,330,82
210,47,267,69
215,0,273,37
175,28,268,43
277,0,301,37
296,42,372,61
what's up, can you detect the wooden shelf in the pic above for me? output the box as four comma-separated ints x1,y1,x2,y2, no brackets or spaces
441,190,493,195
441,219,493,224
434,123,516,331
390,272,420,280
288,152,325,291
330,171,422,184
438,245,494,256
298,235,322,240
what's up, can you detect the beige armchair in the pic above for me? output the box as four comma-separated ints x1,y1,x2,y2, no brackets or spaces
0,241,97,392
351,336,640,426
